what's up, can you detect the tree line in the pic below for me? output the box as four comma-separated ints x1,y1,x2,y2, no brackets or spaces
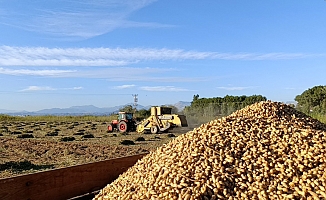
184,94,267,118
118,85,326,124
295,85,326,115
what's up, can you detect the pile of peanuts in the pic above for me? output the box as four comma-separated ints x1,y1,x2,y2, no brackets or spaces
94,101,326,200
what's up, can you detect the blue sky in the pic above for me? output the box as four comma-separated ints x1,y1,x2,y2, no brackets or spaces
0,0,325,111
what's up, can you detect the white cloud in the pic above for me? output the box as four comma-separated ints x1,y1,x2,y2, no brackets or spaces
113,84,136,89
76,67,175,79
64,87,83,90
20,86,83,92
0,0,163,39
140,86,192,92
0,67,186,81
20,86,56,91
72,87,83,90
217,86,254,91
0,67,75,76
107,76,206,82
0,46,322,67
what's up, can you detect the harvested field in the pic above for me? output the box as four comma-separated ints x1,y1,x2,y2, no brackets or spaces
0,119,189,179
95,101,326,200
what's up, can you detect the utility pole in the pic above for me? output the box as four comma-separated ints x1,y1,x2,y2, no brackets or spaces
132,94,138,111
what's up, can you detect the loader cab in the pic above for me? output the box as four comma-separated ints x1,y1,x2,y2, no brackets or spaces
118,112,133,122
150,106,172,116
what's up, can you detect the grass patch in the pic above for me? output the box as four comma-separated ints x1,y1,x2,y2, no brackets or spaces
310,113,326,124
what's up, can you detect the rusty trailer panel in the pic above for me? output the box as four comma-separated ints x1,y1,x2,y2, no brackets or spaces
0,154,147,200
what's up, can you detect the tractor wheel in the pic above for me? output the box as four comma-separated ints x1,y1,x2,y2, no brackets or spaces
118,121,128,133
107,124,113,133
150,126,159,134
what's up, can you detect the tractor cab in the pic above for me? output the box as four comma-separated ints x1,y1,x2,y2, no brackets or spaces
118,112,133,122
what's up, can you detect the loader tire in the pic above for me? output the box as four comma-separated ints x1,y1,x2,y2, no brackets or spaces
150,126,158,134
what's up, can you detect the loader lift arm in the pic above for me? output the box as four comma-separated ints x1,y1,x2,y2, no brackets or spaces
136,106,187,134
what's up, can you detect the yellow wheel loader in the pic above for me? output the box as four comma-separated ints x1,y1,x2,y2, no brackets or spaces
136,106,188,134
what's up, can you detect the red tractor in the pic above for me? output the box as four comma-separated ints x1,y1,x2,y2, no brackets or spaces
107,112,136,133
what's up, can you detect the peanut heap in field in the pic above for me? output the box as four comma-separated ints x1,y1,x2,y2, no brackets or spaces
94,101,326,200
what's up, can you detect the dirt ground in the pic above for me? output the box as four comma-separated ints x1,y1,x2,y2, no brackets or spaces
0,120,192,179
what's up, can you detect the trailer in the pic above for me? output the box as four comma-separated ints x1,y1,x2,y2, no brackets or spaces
0,154,147,200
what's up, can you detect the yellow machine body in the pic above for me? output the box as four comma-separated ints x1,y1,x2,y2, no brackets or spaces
136,106,188,134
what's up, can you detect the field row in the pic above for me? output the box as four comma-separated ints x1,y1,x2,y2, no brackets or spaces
0,120,188,179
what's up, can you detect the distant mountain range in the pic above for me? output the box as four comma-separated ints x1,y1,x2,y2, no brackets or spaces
170,101,191,111
0,101,191,116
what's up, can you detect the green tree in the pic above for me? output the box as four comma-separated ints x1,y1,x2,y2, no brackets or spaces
295,85,326,114
184,94,267,126
193,94,199,101
184,94,267,118
134,109,151,121
119,105,134,113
